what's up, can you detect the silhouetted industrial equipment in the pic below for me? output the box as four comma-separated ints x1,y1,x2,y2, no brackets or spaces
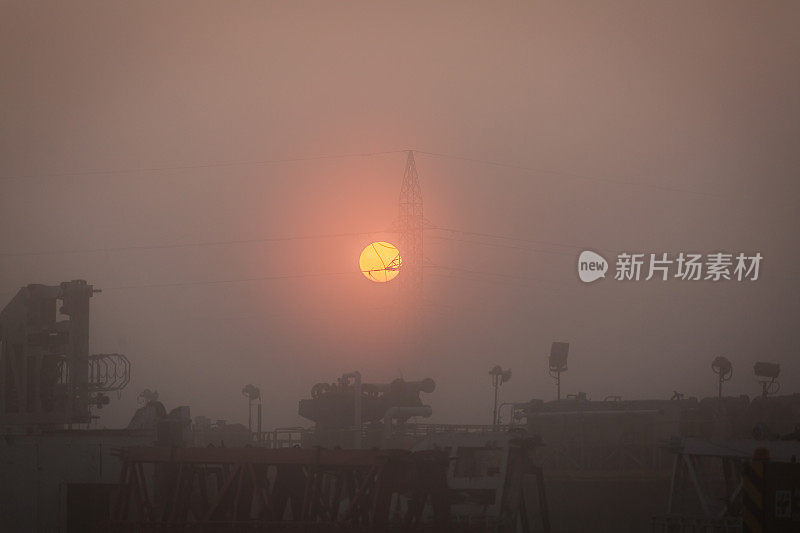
0,280,129,427
754,362,780,379
242,383,261,438
138,388,159,404
299,374,434,448
711,356,733,400
752,421,781,441
300,376,434,428
565,392,589,401
110,447,450,531
741,456,800,532
413,431,550,533
754,361,781,398
498,401,529,426
489,365,512,427
548,341,569,401
655,436,800,531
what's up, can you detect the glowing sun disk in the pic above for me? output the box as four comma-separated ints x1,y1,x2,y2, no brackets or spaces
359,242,401,283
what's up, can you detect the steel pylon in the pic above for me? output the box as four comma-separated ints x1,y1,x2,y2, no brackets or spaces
398,150,424,301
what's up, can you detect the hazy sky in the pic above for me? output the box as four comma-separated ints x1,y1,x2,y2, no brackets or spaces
1,1,798,429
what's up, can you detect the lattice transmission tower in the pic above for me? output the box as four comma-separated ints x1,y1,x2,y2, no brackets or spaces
398,150,424,301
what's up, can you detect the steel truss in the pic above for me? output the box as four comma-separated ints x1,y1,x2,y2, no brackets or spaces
109,447,450,532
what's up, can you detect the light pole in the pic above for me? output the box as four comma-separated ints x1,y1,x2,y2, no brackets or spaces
548,342,569,401
754,362,780,399
489,365,512,428
711,356,733,401
242,384,261,440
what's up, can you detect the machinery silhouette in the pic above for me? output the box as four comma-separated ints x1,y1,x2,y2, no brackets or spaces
0,280,129,428
300,375,435,429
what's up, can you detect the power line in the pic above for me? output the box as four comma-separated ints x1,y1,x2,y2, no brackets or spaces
0,230,381,258
0,215,618,264
101,265,566,294
2,147,727,199
426,264,571,287
428,225,613,253
0,262,562,298
15,265,560,295
0,149,407,182
0,225,592,260
414,150,725,198
428,234,574,257
0,270,358,299
0,225,594,261
102,270,356,291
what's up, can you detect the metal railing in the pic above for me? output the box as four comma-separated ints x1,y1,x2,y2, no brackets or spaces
252,423,520,449
651,515,742,533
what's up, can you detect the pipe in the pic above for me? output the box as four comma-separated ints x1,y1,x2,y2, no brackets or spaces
342,371,362,449
383,405,433,443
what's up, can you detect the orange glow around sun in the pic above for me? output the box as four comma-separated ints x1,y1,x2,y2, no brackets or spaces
359,242,401,282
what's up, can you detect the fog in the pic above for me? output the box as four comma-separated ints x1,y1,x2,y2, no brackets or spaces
1,1,798,430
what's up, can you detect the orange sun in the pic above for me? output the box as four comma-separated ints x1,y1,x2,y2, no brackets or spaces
359,242,401,282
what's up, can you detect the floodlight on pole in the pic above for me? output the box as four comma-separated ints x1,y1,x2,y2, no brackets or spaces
489,365,512,428
753,362,780,398
548,342,569,401
242,384,261,438
711,356,733,401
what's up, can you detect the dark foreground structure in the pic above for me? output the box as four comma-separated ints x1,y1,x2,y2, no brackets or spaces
2,281,799,532
520,394,800,532
110,447,450,531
